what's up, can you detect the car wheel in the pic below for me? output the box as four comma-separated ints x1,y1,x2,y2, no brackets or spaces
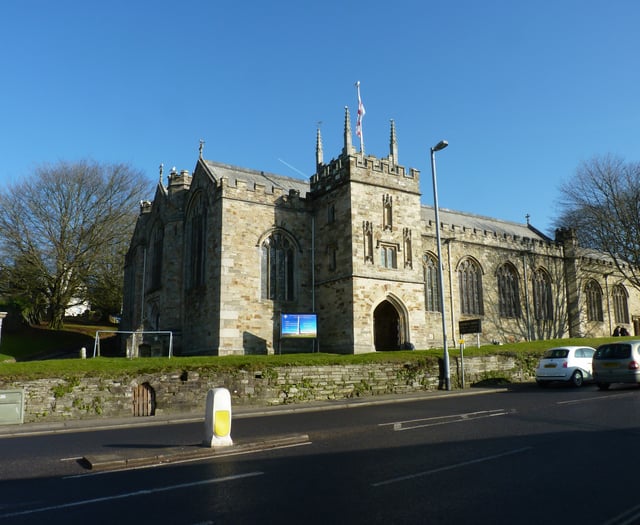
597,382,610,390
570,370,584,387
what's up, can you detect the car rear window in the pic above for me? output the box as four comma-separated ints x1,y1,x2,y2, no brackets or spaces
543,349,569,358
595,344,631,359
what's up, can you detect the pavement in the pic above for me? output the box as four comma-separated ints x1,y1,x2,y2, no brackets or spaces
0,386,509,472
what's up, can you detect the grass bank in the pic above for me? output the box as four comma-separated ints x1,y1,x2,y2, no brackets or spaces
0,325,629,381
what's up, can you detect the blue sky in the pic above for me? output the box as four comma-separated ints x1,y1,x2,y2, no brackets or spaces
2,0,639,236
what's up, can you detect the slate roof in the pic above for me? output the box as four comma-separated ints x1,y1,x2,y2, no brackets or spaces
203,160,310,196
421,206,553,242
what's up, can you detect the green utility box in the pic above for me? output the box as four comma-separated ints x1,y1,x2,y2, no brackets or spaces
0,389,24,425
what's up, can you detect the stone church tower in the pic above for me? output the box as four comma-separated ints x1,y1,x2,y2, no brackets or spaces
312,109,426,353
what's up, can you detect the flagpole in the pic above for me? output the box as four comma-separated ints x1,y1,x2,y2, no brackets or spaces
355,81,365,154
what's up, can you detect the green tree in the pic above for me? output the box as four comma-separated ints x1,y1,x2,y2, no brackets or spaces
0,160,151,329
556,154,640,289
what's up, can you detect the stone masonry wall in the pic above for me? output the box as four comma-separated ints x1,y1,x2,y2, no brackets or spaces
0,354,534,424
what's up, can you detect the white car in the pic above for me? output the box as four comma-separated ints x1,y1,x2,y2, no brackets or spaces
535,346,596,387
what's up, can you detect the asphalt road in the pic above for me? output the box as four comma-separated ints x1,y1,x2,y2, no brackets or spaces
1,383,640,524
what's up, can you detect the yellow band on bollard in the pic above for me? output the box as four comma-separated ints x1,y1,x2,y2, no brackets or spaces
214,410,231,437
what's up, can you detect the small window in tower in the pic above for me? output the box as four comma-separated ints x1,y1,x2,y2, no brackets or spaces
327,244,337,271
379,243,398,269
328,203,336,224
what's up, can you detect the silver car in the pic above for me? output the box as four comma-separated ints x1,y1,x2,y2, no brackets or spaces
535,346,596,387
593,341,640,390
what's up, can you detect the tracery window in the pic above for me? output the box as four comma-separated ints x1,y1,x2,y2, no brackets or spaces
423,253,441,312
149,224,164,290
532,268,553,321
458,258,484,315
261,231,295,301
186,194,206,290
497,263,521,318
585,280,603,322
613,284,629,324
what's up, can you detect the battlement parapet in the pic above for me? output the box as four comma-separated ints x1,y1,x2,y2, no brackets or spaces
311,153,420,195
217,175,308,208
168,169,192,195
139,200,153,215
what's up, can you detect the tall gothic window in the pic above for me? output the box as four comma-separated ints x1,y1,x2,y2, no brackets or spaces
149,224,164,291
585,280,603,322
497,263,521,318
261,231,295,301
423,253,441,312
613,284,629,324
458,258,484,315
186,194,206,290
532,268,553,320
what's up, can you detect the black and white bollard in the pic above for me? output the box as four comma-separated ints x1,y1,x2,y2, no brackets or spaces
203,388,233,447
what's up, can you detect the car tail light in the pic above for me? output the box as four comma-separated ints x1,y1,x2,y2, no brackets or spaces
563,361,568,368
629,361,639,370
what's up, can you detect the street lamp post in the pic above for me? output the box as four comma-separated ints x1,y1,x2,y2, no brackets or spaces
430,140,450,390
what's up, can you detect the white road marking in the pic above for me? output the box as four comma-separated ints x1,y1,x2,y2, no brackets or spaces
371,447,532,487
556,392,631,405
601,502,640,525
0,471,264,519
380,409,512,431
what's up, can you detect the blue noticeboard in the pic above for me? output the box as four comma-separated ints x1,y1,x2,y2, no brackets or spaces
280,313,317,338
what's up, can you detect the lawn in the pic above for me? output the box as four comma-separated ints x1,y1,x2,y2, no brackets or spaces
0,324,100,361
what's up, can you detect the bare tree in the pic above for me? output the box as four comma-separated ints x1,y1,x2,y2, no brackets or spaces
556,154,640,289
0,160,152,329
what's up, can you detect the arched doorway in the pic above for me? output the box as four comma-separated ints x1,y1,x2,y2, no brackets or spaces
374,300,401,351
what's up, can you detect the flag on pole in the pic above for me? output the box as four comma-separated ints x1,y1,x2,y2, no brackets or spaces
355,81,365,139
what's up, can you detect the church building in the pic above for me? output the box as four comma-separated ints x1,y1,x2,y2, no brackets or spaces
121,107,640,356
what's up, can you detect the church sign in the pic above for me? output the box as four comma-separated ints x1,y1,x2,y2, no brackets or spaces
280,313,318,338
459,319,482,335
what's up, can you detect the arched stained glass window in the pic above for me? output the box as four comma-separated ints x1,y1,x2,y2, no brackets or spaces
458,258,484,315
261,232,295,301
585,280,603,322
497,263,521,318
613,284,629,324
186,194,206,290
423,254,440,312
532,268,553,321
149,223,164,291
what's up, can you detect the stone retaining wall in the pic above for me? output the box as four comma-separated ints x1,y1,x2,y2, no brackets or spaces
0,354,535,423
